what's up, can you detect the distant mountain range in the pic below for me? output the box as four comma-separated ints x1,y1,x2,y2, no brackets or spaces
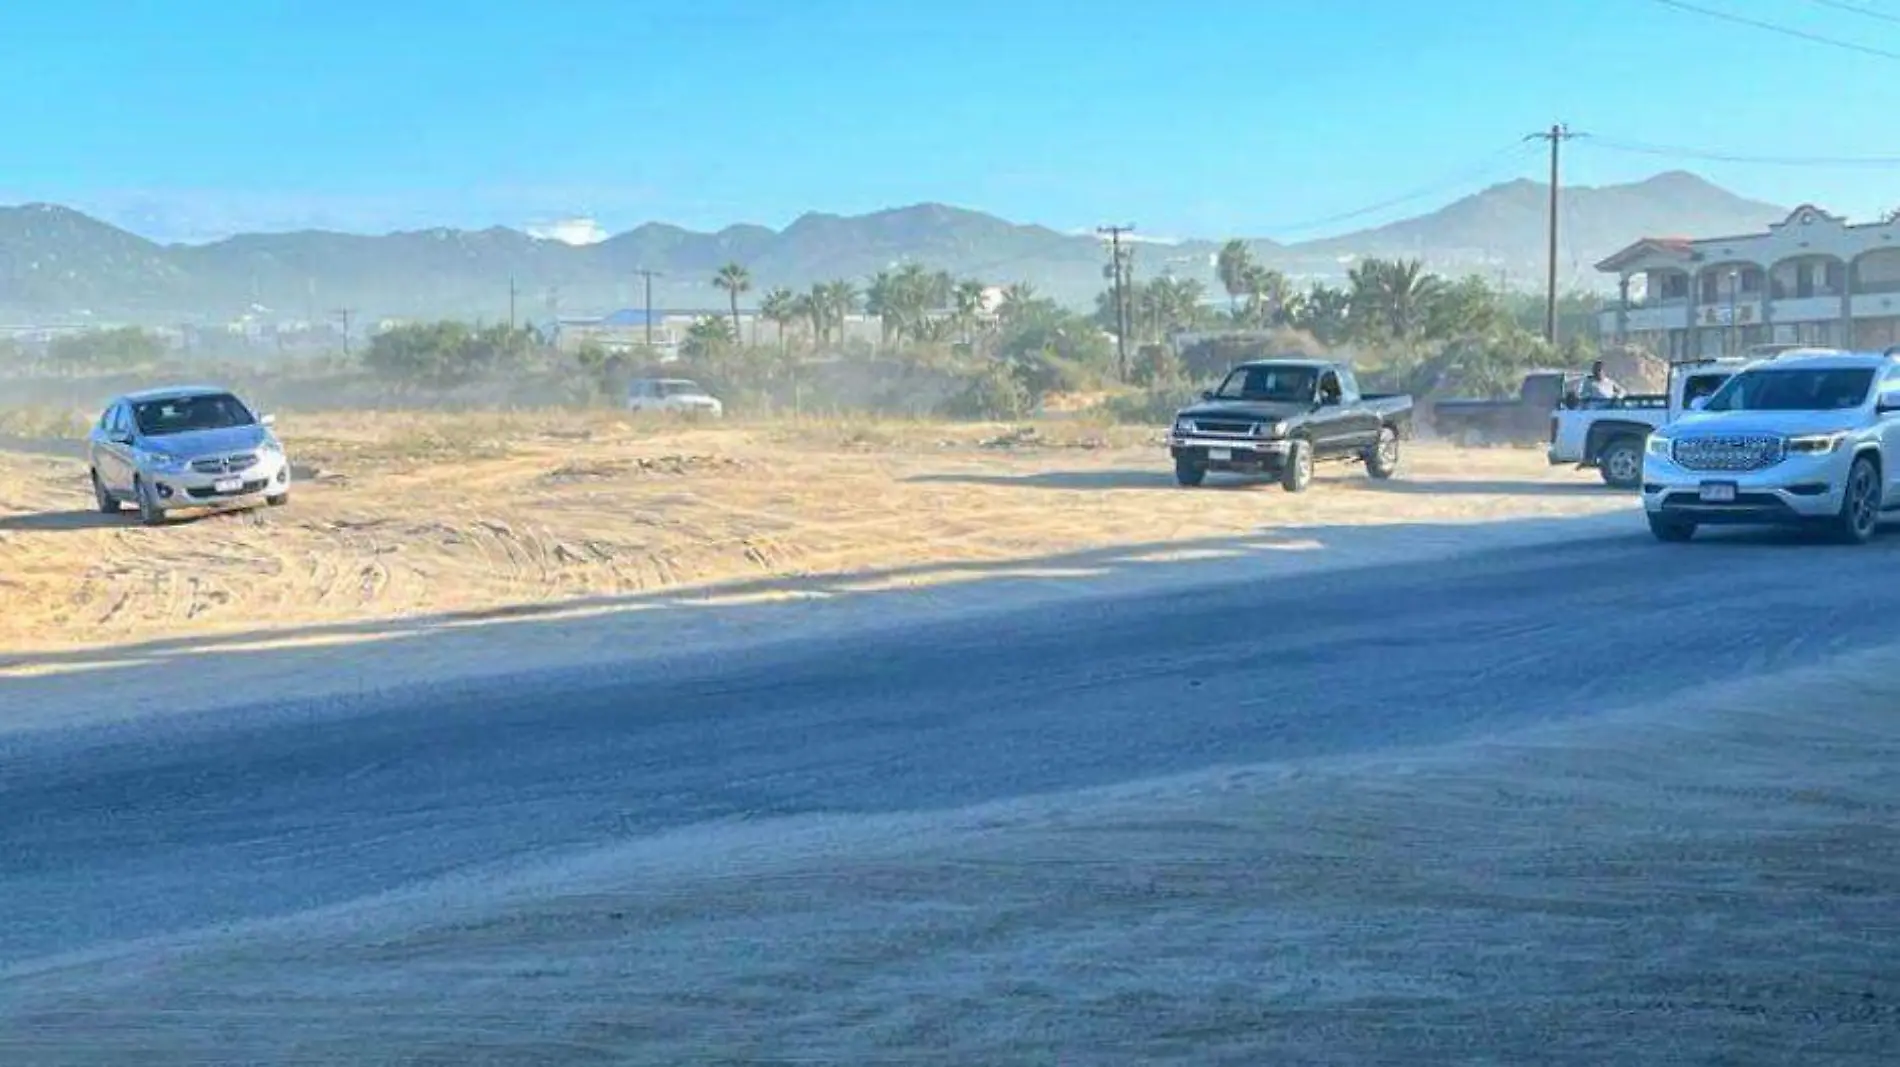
0,172,1789,325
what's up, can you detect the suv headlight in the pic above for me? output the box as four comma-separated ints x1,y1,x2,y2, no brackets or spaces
1645,435,1672,456
259,437,284,454
1785,431,1848,454
142,450,188,472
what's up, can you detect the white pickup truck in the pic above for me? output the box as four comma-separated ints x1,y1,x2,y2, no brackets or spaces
1547,356,1783,488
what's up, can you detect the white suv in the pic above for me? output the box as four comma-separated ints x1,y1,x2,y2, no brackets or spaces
1641,350,1900,544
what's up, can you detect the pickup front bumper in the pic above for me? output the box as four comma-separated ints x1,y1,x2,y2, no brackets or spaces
1170,435,1291,471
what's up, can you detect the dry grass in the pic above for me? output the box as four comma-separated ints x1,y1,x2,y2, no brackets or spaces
0,411,1622,653
9,642,1897,1065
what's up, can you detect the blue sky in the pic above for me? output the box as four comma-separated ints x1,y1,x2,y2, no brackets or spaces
2,0,1896,241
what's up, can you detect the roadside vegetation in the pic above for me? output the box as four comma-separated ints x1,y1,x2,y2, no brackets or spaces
0,247,1634,431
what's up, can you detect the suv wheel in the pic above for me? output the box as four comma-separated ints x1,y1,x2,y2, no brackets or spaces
1647,513,1696,542
1831,455,1882,545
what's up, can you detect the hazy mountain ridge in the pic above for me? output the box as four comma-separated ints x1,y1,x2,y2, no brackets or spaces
0,173,1790,323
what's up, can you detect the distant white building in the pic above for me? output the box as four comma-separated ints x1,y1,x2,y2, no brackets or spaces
1597,204,1900,360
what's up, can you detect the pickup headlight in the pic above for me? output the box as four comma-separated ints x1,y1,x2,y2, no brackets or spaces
1785,431,1848,454
1645,435,1672,457
1173,418,1194,435
1260,420,1288,438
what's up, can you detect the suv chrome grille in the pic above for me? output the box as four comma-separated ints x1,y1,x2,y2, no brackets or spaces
190,452,260,474
1672,434,1783,472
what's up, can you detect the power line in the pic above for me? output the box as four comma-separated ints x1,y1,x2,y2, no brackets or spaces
1647,0,1900,61
1586,135,1900,167
1799,0,1900,26
1253,141,1543,237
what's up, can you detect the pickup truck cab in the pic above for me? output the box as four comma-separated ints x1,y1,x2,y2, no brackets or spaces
1642,348,1900,544
1547,358,1747,488
1168,359,1414,492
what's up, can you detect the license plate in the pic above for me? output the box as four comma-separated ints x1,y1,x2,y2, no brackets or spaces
214,477,244,493
1207,448,1232,462
1699,482,1737,503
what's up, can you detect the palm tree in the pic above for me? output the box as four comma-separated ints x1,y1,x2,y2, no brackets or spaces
760,287,799,350
864,270,898,347
1347,257,1442,342
712,262,751,343
953,279,988,344
1241,264,1291,327
1216,239,1254,315
820,279,858,345
682,315,735,358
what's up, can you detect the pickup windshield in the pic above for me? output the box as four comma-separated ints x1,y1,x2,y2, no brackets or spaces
1702,368,1873,412
1213,365,1317,402
133,393,257,436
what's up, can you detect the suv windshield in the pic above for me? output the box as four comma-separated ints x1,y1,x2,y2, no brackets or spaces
1214,365,1317,403
133,393,257,436
660,381,705,396
1702,367,1874,412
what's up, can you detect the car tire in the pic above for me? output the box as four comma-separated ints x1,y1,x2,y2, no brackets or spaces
1281,439,1314,493
266,492,290,507
1173,457,1206,488
1830,454,1882,545
134,475,164,527
1598,436,1644,490
1646,513,1696,542
1366,427,1400,480
91,470,122,514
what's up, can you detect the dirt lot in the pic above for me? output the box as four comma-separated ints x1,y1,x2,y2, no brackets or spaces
0,413,1626,653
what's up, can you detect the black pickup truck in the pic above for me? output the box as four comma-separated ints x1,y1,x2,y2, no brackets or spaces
1428,368,1581,446
1167,359,1415,491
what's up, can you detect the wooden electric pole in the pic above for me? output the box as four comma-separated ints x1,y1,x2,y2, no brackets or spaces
635,269,663,347
1526,123,1579,346
1097,224,1135,381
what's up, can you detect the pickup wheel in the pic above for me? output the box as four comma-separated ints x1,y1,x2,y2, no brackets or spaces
1829,454,1882,545
1280,439,1314,493
1173,457,1206,488
1366,427,1400,480
1597,436,1644,489
1647,513,1696,542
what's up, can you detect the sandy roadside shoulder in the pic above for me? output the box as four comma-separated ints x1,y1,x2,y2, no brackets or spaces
0,422,1639,732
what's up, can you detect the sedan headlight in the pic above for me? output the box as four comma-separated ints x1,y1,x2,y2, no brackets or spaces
1645,435,1672,456
1785,431,1849,454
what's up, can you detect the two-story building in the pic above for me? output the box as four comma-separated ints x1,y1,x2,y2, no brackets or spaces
1597,205,1900,360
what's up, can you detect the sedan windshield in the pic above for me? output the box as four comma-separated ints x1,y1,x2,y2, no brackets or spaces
1214,365,1317,402
1702,368,1874,412
133,393,256,436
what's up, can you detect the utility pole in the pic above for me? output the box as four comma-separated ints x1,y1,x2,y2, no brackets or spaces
635,268,663,347
1097,224,1135,381
1526,123,1579,346
508,276,518,331
332,308,354,358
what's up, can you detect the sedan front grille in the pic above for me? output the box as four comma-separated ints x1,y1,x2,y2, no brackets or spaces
190,452,260,474
1672,434,1783,472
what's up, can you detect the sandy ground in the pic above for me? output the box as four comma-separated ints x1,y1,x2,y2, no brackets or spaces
0,413,1626,655
8,640,1897,1065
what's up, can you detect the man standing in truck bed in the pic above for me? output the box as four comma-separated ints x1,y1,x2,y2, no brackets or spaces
1578,360,1626,402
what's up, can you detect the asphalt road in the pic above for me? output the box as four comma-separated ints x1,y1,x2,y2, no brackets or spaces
6,526,1900,967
